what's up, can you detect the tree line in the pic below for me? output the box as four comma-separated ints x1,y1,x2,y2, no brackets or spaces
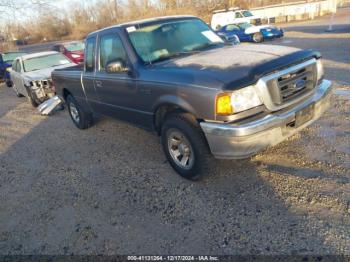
2,0,295,44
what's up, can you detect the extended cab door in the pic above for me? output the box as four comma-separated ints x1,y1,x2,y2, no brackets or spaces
93,31,146,125
82,36,100,111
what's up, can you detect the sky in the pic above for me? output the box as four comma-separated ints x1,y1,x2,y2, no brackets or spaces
0,0,84,20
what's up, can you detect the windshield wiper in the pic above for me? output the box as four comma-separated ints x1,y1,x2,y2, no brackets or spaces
150,51,198,64
191,42,222,51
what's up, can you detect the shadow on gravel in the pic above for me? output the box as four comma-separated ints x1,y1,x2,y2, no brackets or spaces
0,108,338,255
264,164,349,183
0,86,23,119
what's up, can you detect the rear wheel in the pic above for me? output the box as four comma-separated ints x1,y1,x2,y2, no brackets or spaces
252,32,264,43
67,94,93,129
161,113,213,180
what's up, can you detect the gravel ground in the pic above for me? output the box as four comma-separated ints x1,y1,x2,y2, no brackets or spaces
0,9,349,256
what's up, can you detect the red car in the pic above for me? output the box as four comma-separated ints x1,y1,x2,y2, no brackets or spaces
52,41,85,64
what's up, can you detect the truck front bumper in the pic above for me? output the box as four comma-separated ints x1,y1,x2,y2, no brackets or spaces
200,79,333,159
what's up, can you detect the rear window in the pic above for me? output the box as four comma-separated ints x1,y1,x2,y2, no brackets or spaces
242,11,254,17
23,53,71,72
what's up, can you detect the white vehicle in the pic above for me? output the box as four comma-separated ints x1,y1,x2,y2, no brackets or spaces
10,51,76,107
211,8,262,30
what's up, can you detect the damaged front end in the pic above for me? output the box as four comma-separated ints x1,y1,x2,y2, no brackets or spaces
37,95,63,115
28,79,64,115
29,79,56,103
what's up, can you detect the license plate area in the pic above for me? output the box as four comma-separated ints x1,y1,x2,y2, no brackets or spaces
295,103,315,127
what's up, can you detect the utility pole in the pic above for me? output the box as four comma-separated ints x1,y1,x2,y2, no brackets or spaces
326,0,337,32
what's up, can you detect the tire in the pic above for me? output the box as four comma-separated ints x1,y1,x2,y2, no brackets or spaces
161,113,213,180
12,84,24,97
25,86,39,107
66,94,93,130
6,80,13,88
252,32,264,43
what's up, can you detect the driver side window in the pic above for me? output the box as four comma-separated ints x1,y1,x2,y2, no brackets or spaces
99,34,127,72
235,12,243,18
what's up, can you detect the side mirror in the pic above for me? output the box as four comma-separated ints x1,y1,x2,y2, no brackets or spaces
106,60,129,74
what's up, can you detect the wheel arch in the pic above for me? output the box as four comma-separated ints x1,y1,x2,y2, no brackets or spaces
62,88,72,101
153,97,200,135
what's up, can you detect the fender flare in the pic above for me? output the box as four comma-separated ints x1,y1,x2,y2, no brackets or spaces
152,95,197,116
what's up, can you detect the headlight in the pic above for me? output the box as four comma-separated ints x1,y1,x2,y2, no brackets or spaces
216,86,263,115
6,67,11,72
231,86,263,113
316,59,324,83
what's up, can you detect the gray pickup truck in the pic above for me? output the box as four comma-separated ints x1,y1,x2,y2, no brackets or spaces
52,16,332,180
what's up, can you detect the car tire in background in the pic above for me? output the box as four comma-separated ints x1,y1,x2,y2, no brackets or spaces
161,113,213,180
252,32,264,43
25,86,39,107
6,80,13,88
66,94,93,130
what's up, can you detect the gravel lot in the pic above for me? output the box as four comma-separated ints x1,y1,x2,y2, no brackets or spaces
0,8,349,256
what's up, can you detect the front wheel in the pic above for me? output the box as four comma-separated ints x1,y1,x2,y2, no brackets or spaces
13,84,23,97
252,32,264,43
161,113,213,180
25,86,39,107
6,80,13,88
67,94,93,130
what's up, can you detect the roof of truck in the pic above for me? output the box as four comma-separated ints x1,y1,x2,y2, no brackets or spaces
87,15,198,36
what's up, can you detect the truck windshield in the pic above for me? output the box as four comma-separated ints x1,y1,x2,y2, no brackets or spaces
64,42,85,52
23,53,71,72
2,52,27,63
128,18,224,64
242,11,254,17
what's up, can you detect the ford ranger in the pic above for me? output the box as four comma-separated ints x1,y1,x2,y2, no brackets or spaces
51,16,332,180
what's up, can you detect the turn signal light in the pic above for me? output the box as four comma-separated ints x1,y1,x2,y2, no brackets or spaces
216,94,233,115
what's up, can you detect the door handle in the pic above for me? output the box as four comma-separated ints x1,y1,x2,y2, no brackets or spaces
95,80,103,88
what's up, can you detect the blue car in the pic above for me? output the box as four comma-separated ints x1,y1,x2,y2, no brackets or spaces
0,51,27,87
217,22,284,43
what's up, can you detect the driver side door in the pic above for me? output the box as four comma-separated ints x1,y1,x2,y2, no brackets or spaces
93,31,140,124
11,59,25,95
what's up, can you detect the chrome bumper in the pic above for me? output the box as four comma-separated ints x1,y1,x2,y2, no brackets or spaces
200,80,333,159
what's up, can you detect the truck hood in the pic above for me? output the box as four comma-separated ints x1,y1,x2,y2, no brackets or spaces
153,44,320,90
23,63,76,82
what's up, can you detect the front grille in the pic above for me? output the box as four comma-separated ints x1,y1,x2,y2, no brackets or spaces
265,60,317,106
278,68,314,101
31,79,52,89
